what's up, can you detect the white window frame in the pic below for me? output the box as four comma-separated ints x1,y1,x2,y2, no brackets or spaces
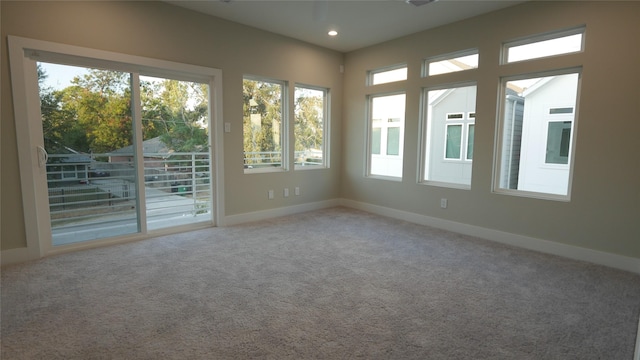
465,122,475,161
367,64,408,86
444,123,463,160
365,92,406,180
493,68,581,201
8,36,225,260
443,112,475,162
502,26,585,64
294,84,330,170
542,106,574,167
423,49,479,77
446,112,465,121
419,83,477,189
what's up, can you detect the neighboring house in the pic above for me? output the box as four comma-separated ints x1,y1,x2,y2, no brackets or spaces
370,94,405,178
427,85,477,185
109,136,179,185
427,75,577,195
110,136,204,191
516,74,579,195
45,143,92,184
109,136,172,167
499,87,525,190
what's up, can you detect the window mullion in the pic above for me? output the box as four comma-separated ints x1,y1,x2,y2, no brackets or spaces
130,72,147,234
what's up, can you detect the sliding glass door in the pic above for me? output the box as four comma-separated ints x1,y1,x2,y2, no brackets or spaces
36,61,213,246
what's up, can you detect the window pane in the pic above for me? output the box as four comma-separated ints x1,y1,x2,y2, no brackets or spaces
497,72,579,196
545,121,571,164
370,66,407,85
445,125,462,159
294,86,326,168
505,32,583,63
37,62,140,245
369,94,405,178
467,124,475,160
243,78,284,171
550,107,573,114
371,127,381,155
423,85,476,186
427,52,479,76
140,75,212,231
387,127,400,155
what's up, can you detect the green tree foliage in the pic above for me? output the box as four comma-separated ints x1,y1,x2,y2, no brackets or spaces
38,65,80,153
38,64,209,155
66,70,133,153
294,88,324,153
243,79,283,166
149,79,209,152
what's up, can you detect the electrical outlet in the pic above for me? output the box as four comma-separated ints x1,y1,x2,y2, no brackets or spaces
284,188,289,197
268,190,274,199
295,187,300,196
440,198,448,209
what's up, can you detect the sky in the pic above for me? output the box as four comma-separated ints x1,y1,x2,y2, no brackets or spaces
39,62,163,90
39,62,88,90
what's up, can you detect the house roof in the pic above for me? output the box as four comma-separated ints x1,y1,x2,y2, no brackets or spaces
522,76,554,97
110,137,172,156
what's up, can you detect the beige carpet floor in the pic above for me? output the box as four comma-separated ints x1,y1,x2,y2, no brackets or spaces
2,207,639,359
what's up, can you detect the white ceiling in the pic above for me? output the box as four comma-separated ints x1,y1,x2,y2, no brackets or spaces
166,0,527,53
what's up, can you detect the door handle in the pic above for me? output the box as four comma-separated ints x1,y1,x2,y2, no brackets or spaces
36,145,48,168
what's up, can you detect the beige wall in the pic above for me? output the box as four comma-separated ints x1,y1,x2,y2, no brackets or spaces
2,1,639,261
1,1,343,251
341,1,640,258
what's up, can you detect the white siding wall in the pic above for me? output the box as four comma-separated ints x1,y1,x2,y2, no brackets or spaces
428,86,476,185
517,75,579,195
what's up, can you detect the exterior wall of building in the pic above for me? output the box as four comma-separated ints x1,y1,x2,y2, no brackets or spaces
517,75,579,195
428,86,476,185
500,94,524,190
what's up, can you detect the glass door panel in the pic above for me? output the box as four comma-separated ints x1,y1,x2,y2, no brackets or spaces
37,62,140,246
139,76,212,231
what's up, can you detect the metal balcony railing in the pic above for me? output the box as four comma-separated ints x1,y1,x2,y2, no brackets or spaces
46,152,212,238
243,151,323,168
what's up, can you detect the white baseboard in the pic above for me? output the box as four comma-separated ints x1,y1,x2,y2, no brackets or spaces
1,247,33,267
340,199,640,275
5,198,639,275
223,199,341,226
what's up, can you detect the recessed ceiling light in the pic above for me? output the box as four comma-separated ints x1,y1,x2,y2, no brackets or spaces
328,30,338,37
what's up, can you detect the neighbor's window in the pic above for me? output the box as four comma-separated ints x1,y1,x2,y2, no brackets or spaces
243,76,286,172
368,93,406,178
369,65,408,85
294,85,328,168
467,121,475,160
371,127,381,155
422,85,477,187
425,50,479,76
503,27,584,64
496,71,580,197
545,119,572,164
